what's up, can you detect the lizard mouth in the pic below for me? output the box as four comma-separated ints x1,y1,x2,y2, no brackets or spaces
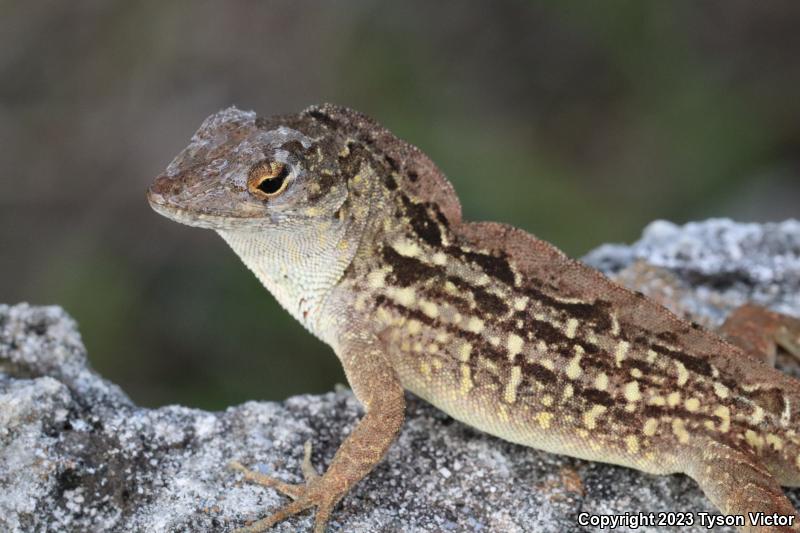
146,185,266,230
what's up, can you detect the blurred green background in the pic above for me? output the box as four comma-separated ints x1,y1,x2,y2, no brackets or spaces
1,1,798,409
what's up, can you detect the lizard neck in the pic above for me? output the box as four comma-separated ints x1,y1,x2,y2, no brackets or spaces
217,222,359,342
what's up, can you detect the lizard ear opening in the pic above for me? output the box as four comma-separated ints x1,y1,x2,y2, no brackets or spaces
247,160,290,199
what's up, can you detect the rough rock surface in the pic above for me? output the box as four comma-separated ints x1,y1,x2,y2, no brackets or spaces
2,218,799,533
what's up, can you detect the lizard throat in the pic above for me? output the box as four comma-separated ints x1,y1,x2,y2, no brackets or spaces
215,224,358,342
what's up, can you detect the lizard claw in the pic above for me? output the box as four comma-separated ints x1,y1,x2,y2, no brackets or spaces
300,439,321,483
230,441,339,533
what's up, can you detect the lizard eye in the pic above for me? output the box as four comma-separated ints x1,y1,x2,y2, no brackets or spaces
247,160,290,199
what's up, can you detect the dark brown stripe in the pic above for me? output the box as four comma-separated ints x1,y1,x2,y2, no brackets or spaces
464,250,515,286
383,174,398,191
381,246,442,286
384,154,401,172
748,388,786,417
581,387,615,407
622,359,653,374
648,343,713,377
524,285,613,332
400,194,442,247
579,340,601,354
447,276,510,316
656,331,679,343
582,355,615,373
473,288,509,315
431,202,450,228
524,362,557,385
639,404,710,423
521,315,569,346
444,245,515,286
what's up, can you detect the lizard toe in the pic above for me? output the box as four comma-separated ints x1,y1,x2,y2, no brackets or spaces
229,460,305,500
301,439,321,483
231,447,345,533
232,497,315,533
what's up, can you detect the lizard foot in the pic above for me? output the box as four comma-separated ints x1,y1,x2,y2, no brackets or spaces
230,440,339,533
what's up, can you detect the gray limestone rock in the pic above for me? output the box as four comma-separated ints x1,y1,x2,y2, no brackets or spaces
2,219,799,532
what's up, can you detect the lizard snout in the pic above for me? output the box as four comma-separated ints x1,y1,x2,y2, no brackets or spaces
147,174,178,202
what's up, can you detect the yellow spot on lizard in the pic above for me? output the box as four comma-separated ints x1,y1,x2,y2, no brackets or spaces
376,307,393,325
507,333,524,359
564,318,578,339
498,404,509,422
466,317,485,334
713,382,729,399
393,239,420,257
614,341,630,366
684,397,700,412
672,418,689,444
504,366,522,404
675,361,689,386
367,269,388,288
648,395,666,406
583,404,607,429
420,300,439,319
566,348,583,380
594,372,609,391
745,429,764,450
623,381,641,403
391,287,416,306
714,405,730,433
625,435,639,454
537,411,553,429
457,343,472,362
460,365,473,396
765,434,783,451
420,362,431,380
667,391,681,407
563,383,574,400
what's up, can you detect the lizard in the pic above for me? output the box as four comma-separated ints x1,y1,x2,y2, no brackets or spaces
147,104,800,533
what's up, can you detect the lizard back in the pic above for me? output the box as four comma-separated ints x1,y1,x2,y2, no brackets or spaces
311,104,800,483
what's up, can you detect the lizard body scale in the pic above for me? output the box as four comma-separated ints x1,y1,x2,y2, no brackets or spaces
147,104,800,533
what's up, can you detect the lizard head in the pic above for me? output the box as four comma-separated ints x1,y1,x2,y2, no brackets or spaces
147,104,462,335
147,105,364,232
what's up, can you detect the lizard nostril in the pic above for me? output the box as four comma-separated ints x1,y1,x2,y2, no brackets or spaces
149,175,184,197
147,175,183,205
150,175,172,194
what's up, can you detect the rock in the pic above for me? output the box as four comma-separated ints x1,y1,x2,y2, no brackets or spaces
584,218,800,321
2,219,799,533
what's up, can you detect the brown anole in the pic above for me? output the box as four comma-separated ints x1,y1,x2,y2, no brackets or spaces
147,104,800,533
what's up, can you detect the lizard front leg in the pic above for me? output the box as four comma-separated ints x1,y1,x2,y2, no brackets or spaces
231,337,406,533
